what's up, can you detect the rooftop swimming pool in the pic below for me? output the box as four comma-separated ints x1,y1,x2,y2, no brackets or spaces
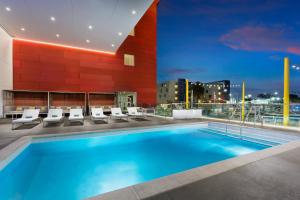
0,124,270,200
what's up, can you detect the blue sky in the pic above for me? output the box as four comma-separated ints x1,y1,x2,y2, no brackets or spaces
157,0,300,96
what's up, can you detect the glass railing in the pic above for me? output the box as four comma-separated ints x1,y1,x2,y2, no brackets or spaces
154,103,300,128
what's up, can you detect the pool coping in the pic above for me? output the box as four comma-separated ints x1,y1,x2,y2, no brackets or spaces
88,140,300,200
1,122,300,200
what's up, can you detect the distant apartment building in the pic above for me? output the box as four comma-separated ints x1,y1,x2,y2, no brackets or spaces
157,79,186,104
202,80,231,103
157,79,230,104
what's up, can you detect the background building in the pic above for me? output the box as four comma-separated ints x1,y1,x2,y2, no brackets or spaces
157,79,187,104
157,79,231,104
202,80,231,103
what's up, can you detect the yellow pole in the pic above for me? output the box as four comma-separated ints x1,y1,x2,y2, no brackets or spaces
241,81,245,121
186,79,189,109
283,57,290,126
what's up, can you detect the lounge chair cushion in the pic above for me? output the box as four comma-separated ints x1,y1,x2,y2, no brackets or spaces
127,107,144,116
91,108,108,120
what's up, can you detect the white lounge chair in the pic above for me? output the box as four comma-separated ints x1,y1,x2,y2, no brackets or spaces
91,108,109,123
111,108,129,121
43,109,64,127
127,107,145,118
12,109,41,130
68,108,84,125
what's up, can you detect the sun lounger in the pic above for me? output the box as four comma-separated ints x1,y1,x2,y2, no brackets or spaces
12,109,41,130
91,108,109,123
43,109,64,127
68,108,84,124
127,107,145,118
111,108,129,121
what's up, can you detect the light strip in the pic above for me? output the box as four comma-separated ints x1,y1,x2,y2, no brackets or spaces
14,38,115,55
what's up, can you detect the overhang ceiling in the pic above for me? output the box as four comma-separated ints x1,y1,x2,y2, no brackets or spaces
0,0,154,54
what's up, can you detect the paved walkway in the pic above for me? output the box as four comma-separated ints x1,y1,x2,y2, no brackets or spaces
145,146,300,200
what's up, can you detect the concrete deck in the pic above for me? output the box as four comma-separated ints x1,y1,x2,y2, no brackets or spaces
144,145,300,200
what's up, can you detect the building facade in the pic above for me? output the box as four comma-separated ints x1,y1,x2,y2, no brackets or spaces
202,80,231,103
157,78,187,104
0,1,159,117
157,79,231,104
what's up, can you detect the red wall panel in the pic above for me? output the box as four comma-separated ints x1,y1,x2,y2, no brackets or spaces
13,1,158,106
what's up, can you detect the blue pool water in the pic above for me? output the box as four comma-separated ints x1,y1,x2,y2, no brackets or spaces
0,126,269,200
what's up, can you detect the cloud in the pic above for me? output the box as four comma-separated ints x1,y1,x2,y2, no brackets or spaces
163,67,206,76
220,25,300,55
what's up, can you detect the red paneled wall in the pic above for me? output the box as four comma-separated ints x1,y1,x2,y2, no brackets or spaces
14,92,48,106
50,93,85,107
89,94,115,106
13,1,158,106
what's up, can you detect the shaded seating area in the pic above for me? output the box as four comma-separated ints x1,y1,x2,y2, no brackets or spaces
50,92,86,116
88,92,116,114
3,90,48,118
2,90,152,130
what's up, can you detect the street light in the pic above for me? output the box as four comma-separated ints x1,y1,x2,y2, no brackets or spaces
291,64,300,71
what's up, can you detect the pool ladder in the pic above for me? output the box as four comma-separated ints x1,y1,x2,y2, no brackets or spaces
223,122,243,139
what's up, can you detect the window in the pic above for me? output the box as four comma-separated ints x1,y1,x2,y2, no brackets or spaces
129,28,135,36
124,54,135,66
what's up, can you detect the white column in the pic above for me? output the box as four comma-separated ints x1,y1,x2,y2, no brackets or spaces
0,27,13,118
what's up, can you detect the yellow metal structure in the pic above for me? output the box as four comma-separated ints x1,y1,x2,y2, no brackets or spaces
283,57,290,126
186,79,189,109
241,81,245,121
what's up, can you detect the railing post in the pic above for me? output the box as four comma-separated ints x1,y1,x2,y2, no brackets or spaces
283,57,290,126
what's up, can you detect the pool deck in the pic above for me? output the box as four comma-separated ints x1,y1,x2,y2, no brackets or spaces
1,116,300,200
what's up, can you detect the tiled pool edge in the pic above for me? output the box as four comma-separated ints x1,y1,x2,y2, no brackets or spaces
0,136,31,170
88,140,300,200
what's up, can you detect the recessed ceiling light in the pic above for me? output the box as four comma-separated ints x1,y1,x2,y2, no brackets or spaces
56,34,60,38
132,10,137,15
50,16,56,21
118,32,123,36
20,27,25,31
88,25,93,30
86,39,90,43
111,44,115,47
5,7,11,11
